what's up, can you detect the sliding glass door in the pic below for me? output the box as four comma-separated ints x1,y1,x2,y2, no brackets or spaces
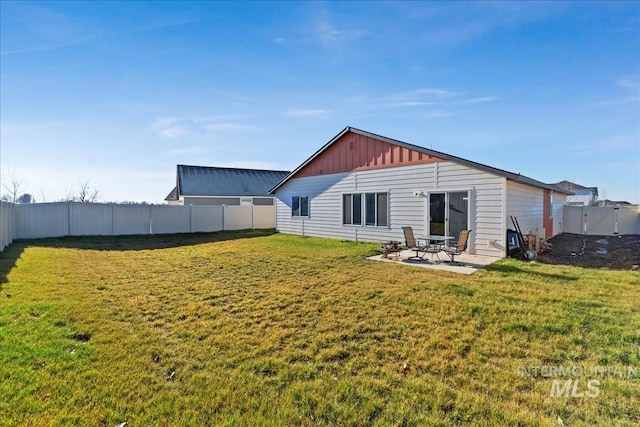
429,191,469,240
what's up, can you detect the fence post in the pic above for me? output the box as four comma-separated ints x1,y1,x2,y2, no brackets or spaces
68,202,72,236
222,204,225,230
190,204,193,233
251,205,254,229
149,204,153,235
112,203,116,236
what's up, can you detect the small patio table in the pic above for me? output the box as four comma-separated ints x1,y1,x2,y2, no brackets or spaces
420,235,455,262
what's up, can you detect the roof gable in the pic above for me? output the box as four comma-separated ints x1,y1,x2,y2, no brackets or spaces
177,165,290,197
296,130,443,177
552,180,598,196
270,126,572,194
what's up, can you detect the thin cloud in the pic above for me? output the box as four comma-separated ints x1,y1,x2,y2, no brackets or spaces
378,87,455,108
314,15,367,47
201,123,260,132
151,116,258,138
150,117,187,139
411,88,455,97
1,37,94,56
286,109,329,117
618,77,639,92
462,96,499,104
160,126,187,139
318,28,367,44
385,101,435,108
424,110,458,119
590,77,639,109
166,147,212,156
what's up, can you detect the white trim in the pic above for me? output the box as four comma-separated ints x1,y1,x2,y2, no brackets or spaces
425,189,472,245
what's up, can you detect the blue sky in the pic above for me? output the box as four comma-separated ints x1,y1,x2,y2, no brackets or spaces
1,1,638,203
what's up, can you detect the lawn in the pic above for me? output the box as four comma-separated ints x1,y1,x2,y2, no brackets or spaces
0,230,638,426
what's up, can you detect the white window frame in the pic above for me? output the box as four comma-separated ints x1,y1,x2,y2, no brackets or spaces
342,191,389,228
291,195,309,217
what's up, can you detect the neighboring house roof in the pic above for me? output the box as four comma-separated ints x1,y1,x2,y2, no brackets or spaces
552,180,598,197
270,126,573,194
174,165,290,198
165,186,179,201
598,199,633,206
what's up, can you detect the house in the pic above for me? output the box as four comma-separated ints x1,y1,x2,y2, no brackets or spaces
269,127,572,258
165,165,290,206
552,180,598,206
597,199,633,207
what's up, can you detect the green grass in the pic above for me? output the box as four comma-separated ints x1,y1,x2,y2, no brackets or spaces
0,230,638,426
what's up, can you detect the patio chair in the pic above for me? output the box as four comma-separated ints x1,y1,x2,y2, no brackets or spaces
402,226,430,259
442,230,472,263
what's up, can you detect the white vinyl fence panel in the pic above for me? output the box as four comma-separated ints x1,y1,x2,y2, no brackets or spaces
0,202,275,252
151,205,191,234
70,203,114,236
224,205,253,230
252,205,276,229
564,205,640,235
191,206,224,232
17,203,69,239
115,205,152,235
0,201,16,251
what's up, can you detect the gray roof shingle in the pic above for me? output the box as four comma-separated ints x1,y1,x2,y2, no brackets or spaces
177,165,290,197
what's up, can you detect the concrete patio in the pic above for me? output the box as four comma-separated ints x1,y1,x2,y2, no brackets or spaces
367,249,501,274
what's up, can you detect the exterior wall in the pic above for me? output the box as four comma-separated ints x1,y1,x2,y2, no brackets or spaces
506,181,564,239
275,161,506,257
182,196,275,206
566,190,595,206
552,193,567,235
297,130,443,177
506,181,544,237
183,196,241,206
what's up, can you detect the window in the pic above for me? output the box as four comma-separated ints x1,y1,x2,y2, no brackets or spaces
377,193,388,226
343,192,387,227
292,196,309,217
343,194,362,225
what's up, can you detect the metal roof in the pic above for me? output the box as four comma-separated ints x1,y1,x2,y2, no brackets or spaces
176,165,290,197
270,126,573,195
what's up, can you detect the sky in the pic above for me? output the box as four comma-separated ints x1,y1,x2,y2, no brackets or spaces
1,1,639,204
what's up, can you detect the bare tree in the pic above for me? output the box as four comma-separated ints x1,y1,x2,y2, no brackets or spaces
58,185,75,202
1,167,25,203
77,181,100,203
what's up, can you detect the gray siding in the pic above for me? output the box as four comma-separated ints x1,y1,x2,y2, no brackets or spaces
506,181,544,236
275,162,506,257
183,196,241,206
182,196,275,206
552,193,567,235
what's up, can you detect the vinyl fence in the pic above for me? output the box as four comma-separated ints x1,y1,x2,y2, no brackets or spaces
564,205,640,235
0,201,16,252
0,202,276,251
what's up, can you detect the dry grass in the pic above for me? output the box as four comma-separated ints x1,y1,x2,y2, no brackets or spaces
0,230,638,426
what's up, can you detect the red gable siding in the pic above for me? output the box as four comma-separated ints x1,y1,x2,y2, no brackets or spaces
297,131,443,177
